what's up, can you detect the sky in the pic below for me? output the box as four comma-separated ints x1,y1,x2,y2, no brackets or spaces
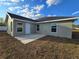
0,0,79,25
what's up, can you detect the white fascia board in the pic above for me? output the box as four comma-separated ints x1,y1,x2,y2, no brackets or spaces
6,13,14,22
7,12,12,20
12,17,79,24
35,17,78,23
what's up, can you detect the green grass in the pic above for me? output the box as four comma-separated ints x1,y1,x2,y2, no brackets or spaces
73,30,79,32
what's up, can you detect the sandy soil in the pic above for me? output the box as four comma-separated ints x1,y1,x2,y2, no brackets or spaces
0,32,79,59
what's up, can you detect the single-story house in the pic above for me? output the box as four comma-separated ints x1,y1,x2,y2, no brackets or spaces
5,12,78,39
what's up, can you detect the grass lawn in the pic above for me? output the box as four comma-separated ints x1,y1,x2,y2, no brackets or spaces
72,30,79,32
0,32,79,59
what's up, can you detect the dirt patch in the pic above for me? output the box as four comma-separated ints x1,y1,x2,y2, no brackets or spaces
0,32,27,59
0,32,79,59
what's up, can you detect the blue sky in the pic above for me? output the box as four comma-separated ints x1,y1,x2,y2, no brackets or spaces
0,0,79,25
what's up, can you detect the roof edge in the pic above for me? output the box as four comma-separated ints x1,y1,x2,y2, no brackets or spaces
7,12,36,22
36,17,78,23
6,12,79,23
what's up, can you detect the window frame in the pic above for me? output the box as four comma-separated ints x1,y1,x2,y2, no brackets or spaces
17,22,23,32
37,24,39,31
51,25,56,32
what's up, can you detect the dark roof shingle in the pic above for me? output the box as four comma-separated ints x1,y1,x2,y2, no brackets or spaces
36,16,75,22
7,12,36,22
7,12,76,22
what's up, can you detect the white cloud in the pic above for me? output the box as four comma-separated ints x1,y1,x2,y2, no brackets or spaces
33,4,44,13
11,0,24,2
0,0,24,3
52,14,56,16
8,4,29,12
16,4,44,19
20,8,43,19
34,14,44,19
10,0,19,2
7,4,44,19
72,11,79,15
21,0,24,1
46,0,60,6
35,14,41,17
48,14,56,17
22,4,29,9
0,0,6,2
8,7,14,11
0,2,12,6
0,0,23,6
48,15,52,17
8,6,22,11
13,5,43,19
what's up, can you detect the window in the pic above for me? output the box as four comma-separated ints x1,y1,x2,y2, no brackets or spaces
17,23,23,32
37,24,39,31
17,27,23,32
11,22,12,32
51,26,56,32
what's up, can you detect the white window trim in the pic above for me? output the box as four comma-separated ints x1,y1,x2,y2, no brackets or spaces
16,22,23,33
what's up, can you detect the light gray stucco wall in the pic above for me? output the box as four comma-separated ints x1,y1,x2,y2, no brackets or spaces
13,20,36,36
57,22,72,38
7,16,72,39
7,15,14,36
30,23,36,33
13,20,25,36
36,21,72,39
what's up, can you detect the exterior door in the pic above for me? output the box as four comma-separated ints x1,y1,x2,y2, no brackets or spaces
25,23,31,34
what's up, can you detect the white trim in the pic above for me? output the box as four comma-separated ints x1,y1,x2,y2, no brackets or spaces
13,17,78,24
16,22,23,33
7,12,79,24
36,17,78,23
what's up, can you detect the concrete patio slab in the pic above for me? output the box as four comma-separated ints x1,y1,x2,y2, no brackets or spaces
15,34,46,44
